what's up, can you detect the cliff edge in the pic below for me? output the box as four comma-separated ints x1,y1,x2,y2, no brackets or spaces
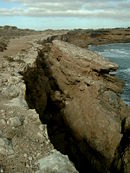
0,31,130,173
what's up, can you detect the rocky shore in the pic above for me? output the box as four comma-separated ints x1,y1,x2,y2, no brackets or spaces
0,28,130,173
44,28,130,48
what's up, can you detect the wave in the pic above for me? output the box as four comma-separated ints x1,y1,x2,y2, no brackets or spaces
109,48,129,55
119,68,130,74
90,43,130,105
98,48,130,58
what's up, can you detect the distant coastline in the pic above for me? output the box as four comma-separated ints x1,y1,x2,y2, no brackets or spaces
52,27,130,48
1,26,130,52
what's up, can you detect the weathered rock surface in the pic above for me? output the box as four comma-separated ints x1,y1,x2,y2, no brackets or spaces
45,28,130,48
0,29,130,173
23,39,130,173
0,43,51,172
37,149,78,173
0,34,77,173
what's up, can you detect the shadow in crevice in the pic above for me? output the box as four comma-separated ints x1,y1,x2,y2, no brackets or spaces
40,96,102,173
110,122,130,173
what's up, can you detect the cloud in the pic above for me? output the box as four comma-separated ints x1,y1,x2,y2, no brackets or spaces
0,8,24,16
0,0,130,21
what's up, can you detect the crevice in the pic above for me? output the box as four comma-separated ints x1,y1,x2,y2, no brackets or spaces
40,94,107,173
23,42,128,173
110,118,130,173
23,46,104,173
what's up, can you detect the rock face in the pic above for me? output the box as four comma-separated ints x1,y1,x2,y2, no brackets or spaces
0,34,78,172
43,28,130,48
24,39,130,173
0,42,52,172
0,30,130,173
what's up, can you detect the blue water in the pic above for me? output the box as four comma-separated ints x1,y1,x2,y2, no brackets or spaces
89,43,130,105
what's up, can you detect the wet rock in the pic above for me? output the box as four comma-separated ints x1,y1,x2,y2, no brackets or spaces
37,150,78,173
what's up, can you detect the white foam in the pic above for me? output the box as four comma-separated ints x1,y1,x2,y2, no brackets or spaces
90,43,130,105
119,68,130,74
100,48,130,58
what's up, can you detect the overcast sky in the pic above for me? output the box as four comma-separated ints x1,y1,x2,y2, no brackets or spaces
0,0,130,30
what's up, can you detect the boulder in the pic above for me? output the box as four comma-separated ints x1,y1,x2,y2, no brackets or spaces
37,150,78,173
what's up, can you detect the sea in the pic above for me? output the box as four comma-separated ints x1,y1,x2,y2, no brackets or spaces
89,43,130,106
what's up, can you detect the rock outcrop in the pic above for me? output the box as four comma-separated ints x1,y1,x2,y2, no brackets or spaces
0,30,130,173
0,36,78,172
42,28,130,48
23,39,130,173
37,149,78,173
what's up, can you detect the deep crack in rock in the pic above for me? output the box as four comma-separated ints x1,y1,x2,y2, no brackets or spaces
23,39,130,173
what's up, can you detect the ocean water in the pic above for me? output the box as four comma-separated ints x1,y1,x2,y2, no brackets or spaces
89,43,130,105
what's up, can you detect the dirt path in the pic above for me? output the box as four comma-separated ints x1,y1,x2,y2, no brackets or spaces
0,33,54,173
0,34,44,57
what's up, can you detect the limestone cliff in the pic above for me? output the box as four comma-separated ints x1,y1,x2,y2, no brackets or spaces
42,28,130,48
0,31,130,173
24,39,130,173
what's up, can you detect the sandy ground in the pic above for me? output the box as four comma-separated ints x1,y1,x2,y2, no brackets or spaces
0,34,44,57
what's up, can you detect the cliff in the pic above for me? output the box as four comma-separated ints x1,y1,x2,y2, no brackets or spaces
24,39,130,173
43,28,130,48
0,30,130,173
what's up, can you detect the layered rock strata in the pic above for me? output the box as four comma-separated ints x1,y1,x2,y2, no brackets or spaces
0,33,130,173
23,39,130,173
42,28,130,48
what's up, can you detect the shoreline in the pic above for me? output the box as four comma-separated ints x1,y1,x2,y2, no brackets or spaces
89,42,130,106
0,27,130,173
88,41,130,47
52,28,130,48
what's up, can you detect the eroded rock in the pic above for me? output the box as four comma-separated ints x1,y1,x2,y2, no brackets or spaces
124,117,130,133
37,150,78,173
0,31,130,173
23,39,130,173
0,137,14,155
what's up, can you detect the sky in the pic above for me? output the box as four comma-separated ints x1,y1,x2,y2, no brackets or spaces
0,0,130,30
